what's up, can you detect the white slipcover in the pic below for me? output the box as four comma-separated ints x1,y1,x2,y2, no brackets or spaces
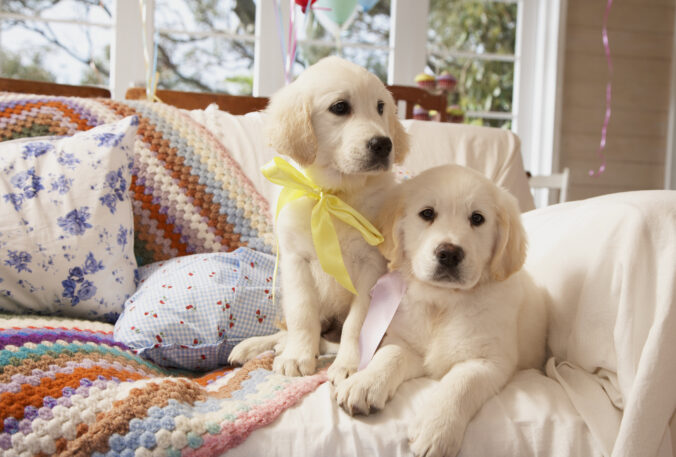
189,107,676,457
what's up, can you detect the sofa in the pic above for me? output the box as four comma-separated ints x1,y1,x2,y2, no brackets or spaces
0,90,674,457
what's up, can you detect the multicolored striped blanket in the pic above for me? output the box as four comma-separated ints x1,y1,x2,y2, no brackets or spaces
0,314,328,457
0,94,275,266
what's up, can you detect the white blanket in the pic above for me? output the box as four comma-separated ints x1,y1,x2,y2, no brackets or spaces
523,190,676,457
187,106,675,456
226,191,676,457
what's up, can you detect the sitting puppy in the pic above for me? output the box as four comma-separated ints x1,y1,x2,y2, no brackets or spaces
228,57,409,383
335,164,547,457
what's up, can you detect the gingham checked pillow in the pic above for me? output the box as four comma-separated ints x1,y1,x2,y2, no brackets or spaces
113,248,279,370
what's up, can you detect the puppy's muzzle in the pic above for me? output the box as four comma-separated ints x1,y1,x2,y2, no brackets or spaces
365,136,392,170
433,243,465,281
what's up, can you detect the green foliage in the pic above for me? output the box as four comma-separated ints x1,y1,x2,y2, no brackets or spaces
225,75,253,95
0,48,55,81
428,0,516,128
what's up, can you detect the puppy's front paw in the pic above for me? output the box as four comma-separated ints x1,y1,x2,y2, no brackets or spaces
408,414,463,457
228,339,263,366
327,360,358,385
228,334,280,366
327,348,361,384
334,371,389,416
272,352,316,376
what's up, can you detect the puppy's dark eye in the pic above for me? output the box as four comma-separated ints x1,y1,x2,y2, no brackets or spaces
469,211,485,227
329,100,351,116
377,100,384,115
419,207,436,222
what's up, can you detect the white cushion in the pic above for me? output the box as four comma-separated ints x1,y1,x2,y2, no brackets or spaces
187,107,535,212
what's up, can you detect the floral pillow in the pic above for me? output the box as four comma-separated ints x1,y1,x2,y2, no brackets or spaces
114,248,279,370
0,116,139,323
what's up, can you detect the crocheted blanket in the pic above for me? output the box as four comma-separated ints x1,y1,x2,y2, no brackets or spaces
0,94,275,266
0,315,328,457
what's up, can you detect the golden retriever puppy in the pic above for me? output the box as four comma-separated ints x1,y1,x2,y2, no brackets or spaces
228,57,409,383
335,164,546,457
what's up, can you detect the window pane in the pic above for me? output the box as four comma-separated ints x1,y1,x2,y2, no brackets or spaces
426,0,517,125
428,0,517,56
294,1,390,81
154,0,255,94
156,33,254,94
155,0,254,36
296,42,389,82
427,56,513,114
2,1,113,24
0,1,112,85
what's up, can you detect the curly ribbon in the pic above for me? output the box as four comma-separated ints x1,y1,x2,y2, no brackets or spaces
590,0,613,177
273,1,301,85
274,1,325,84
262,157,384,295
138,0,162,102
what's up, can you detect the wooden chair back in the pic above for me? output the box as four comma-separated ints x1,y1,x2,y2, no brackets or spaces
124,88,269,113
127,85,447,121
0,79,447,122
386,85,447,121
0,77,111,98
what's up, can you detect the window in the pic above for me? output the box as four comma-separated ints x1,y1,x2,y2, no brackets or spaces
154,0,255,94
0,0,565,178
0,0,113,86
427,0,518,129
293,0,390,82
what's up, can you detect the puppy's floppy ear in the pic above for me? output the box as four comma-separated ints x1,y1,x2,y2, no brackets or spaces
386,94,410,165
489,188,527,281
377,189,405,270
265,83,317,166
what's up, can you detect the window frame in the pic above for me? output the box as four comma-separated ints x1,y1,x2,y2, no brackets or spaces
0,0,565,178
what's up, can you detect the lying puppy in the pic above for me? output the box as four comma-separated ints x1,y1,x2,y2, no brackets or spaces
228,57,409,383
335,164,547,457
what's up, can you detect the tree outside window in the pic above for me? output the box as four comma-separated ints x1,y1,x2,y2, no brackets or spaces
0,0,517,127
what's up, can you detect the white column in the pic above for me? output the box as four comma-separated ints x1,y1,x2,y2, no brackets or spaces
387,0,429,85
513,0,567,177
110,0,154,100
665,9,676,189
253,0,288,97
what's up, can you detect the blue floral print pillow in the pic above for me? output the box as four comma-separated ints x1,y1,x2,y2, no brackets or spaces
114,248,280,371
0,116,139,323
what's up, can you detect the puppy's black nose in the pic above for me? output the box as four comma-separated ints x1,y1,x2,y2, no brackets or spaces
435,243,465,269
367,136,392,158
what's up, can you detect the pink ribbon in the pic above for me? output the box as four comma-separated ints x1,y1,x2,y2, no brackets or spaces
590,0,613,177
358,271,407,370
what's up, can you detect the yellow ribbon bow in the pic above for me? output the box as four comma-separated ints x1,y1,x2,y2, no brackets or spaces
262,157,384,295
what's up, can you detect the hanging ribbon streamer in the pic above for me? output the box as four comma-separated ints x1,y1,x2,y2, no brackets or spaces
138,0,162,102
590,0,613,177
273,1,317,85
274,0,351,84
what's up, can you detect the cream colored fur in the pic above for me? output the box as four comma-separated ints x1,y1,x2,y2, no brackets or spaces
335,165,547,457
228,57,409,384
